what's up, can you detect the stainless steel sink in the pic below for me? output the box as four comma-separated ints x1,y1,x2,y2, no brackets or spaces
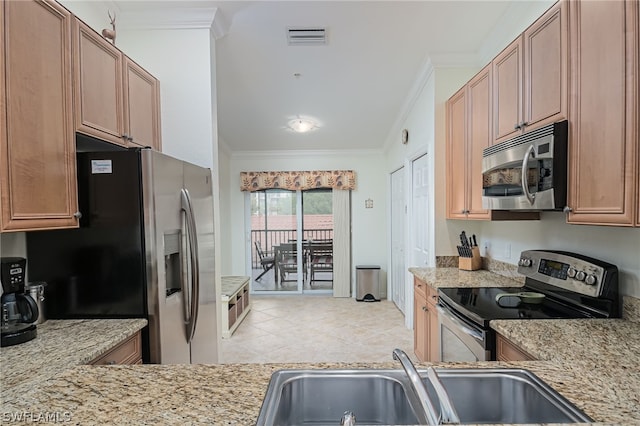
421,368,593,424
255,370,426,425
256,368,593,425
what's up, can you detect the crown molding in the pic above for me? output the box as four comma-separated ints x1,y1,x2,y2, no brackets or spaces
230,148,384,160
118,7,218,30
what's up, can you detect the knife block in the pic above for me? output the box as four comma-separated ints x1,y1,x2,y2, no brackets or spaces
459,247,482,271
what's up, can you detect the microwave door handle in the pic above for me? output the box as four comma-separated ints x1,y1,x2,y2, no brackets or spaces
181,188,200,343
521,145,536,205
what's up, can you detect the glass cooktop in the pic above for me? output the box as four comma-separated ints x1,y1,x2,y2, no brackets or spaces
437,286,596,329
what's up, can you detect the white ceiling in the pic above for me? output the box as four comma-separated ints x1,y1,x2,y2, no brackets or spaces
115,1,554,153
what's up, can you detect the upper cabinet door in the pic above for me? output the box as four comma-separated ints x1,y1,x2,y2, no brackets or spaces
73,18,125,146
524,0,567,129
1,0,78,232
466,65,492,218
567,0,638,226
492,37,523,143
446,87,467,219
123,57,162,151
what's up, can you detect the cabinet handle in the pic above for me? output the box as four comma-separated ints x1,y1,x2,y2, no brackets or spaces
521,121,529,128
432,295,438,301
514,123,521,130
73,211,82,219
106,360,116,365
563,206,573,213
122,134,130,140
422,306,428,312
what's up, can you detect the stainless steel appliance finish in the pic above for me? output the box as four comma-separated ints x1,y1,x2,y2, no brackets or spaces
257,368,593,425
421,369,593,424
482,121,568,211
437,303,491,362
438,250,618,362
26,148,218,364
141,149,218,364
25,282,47,324
256,370,425,425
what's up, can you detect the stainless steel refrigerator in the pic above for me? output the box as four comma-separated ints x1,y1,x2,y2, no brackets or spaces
27,148,218,364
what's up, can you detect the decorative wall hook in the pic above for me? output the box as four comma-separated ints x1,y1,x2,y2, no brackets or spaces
101,10,116,45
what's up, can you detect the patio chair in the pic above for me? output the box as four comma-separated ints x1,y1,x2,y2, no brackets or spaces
309,241,333,286
255,242,275,280
277,243,307,286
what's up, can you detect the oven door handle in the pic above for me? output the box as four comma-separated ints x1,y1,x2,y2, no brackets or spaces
437,305,483,341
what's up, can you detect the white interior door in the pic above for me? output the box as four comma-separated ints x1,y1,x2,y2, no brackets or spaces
411,154,430,267
390,167,406,313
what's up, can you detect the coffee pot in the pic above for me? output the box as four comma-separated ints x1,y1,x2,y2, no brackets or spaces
1,257,39,347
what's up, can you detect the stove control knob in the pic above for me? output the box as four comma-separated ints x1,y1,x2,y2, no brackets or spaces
585,274,598,286
575,271,587,281
567,267,577,278
519,257,532,267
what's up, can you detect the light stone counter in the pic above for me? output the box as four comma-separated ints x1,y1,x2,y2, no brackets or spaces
409,266,524,289
0,360,633,425
0,319,147,405
490,299,640,425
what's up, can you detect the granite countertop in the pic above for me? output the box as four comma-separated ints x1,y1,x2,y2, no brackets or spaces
409,266,524,289
0,319,147,404
0,360,630,425
490,316,640,424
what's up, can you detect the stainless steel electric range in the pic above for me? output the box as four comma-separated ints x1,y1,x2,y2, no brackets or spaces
437,250,619,361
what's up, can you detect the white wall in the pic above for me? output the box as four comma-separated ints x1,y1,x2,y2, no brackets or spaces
117,29,215,168
228,151,388,290
477,216,640,297
218,141,232,275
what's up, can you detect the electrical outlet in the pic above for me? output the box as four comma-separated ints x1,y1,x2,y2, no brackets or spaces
484,241,490,256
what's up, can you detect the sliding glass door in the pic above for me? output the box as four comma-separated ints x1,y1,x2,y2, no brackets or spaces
303,190,333,293
249,189,334,294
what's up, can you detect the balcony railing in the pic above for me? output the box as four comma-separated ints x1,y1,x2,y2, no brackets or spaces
251,228,333,268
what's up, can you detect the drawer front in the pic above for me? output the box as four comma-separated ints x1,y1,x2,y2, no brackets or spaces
425,285,439,306
90,331,142,365
414,277,427,299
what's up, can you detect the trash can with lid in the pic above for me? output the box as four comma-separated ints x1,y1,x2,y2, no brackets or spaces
356,265,381,302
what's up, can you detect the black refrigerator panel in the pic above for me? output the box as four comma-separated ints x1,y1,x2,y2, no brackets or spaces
27,150,147,318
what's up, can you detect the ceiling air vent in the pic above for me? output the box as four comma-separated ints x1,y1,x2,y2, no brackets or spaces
287,27,327,45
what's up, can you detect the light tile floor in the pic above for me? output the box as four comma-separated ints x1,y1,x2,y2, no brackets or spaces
220,295,416,364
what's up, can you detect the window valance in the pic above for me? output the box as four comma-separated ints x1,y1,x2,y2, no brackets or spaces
240,170,356,192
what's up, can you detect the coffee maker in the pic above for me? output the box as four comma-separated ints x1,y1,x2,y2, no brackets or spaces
1,257,39,347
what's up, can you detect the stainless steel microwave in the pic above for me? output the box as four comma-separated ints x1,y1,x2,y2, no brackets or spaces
482,120,568,211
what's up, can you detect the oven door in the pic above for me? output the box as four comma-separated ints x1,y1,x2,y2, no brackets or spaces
437,303,492,362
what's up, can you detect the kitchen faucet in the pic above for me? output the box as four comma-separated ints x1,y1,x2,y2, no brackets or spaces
392,348,460,425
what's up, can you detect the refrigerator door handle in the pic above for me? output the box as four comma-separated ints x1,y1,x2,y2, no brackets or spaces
181,188,200,343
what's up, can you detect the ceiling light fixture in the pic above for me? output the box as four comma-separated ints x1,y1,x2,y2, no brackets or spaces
288,118,316,133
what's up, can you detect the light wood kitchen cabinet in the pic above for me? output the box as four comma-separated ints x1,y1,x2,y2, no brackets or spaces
446,65,492,220
73,19,161,151
73,18,125,147
89,331,142,365
414,277,439,362
0,0,79,232
496,333,536,361
493,0,567,144
123,57,162,151
566,0,638,226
